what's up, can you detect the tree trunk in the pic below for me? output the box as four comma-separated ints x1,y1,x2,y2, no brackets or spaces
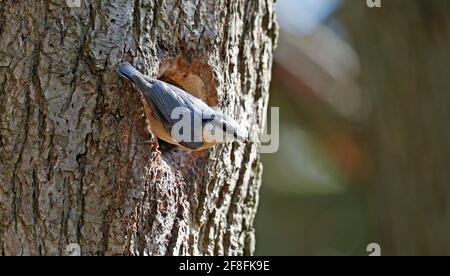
340,1,450,255
0,0,277,256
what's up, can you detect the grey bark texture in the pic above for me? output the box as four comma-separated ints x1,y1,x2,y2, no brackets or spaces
0,0,277,255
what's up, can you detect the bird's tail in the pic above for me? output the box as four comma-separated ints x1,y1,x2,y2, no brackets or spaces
117,62,140,81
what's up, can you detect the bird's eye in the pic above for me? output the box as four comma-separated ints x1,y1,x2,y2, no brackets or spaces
222,124,228,133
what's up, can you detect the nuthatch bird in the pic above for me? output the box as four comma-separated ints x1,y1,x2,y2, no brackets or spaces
117,62,248,152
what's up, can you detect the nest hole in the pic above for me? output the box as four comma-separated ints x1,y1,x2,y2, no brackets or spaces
157,56,218,107
152,56,217,161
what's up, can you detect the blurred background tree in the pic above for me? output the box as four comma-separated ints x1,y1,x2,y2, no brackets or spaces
257,0,450,255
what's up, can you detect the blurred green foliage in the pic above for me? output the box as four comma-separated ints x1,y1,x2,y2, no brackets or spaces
256,0,450,256
256,92,373,255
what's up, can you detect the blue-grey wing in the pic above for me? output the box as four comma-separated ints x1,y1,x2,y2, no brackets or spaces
148,81,217,127
168,84,218,123
141,81,185,129
143,81,206,149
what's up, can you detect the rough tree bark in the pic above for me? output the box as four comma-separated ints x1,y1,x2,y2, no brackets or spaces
0,0,277,255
